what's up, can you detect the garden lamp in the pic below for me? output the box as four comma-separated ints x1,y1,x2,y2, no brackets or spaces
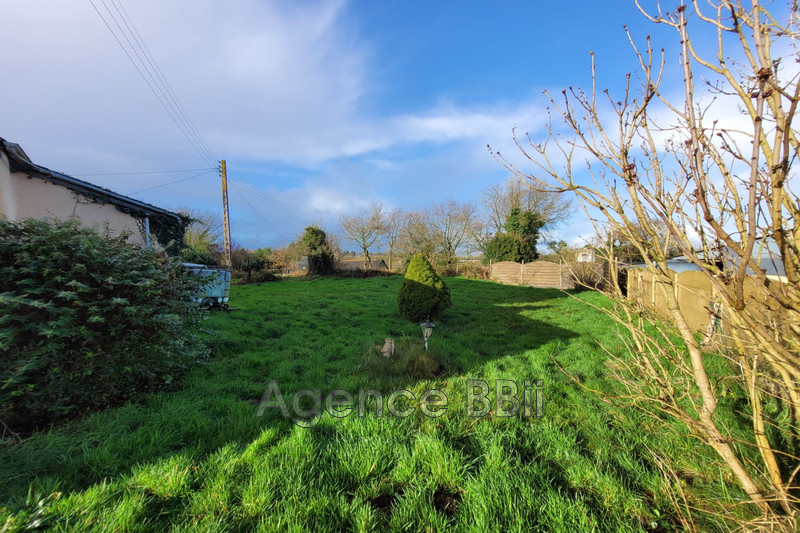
420,316,435,351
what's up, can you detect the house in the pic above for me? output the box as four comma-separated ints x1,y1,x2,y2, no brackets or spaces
338,259,388,272
575,247,596,263
0,137,186,253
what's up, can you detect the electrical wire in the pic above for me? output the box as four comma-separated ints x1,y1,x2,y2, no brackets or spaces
111,0,218,164
229,181,290,244
127,169,217,194
74,167,214,177
230,179,311,227
87,0,308,247
228,173,312,227
88,0,218,168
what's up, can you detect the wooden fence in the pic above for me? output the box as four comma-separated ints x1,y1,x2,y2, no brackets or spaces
625,268,787,335
626,269,715,332
489,261,575,289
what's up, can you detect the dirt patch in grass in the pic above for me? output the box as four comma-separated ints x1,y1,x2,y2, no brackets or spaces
368,491,401,516
432,486,461,517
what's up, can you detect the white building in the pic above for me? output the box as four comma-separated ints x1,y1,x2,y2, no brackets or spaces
0,137,185,251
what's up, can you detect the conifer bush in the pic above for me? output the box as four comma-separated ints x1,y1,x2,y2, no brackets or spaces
0,218,208,433
397,254,451,322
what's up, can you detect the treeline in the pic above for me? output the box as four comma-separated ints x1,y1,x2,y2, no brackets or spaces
178,175,577,278
337,177,573,271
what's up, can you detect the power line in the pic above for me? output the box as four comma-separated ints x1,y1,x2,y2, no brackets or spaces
87,1,301,247
88,0,218,168
230,179,311,227
113,0,218,165
229,181,290,244
227,174,301,220
228,173,312,227
104,0,217,166
74,167,214,177
127,169,216,194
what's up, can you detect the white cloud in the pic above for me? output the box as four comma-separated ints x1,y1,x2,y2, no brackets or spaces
0,0,554,247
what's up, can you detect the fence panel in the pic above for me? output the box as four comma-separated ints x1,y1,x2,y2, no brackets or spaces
675,270,713,332
489,261,573,289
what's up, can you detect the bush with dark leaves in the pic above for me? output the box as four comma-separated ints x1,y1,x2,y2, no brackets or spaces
0,218,208,433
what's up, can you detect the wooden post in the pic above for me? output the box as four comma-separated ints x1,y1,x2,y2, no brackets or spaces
220,160,232,269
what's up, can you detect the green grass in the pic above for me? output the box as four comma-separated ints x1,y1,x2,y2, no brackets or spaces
0,276,752,531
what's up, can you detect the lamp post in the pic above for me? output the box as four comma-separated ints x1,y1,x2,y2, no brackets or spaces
420,316,435,351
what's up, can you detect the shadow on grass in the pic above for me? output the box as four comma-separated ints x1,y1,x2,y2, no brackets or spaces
352,279,578,391
0,277,579,512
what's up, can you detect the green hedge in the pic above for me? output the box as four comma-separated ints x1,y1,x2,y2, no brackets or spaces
0,218,208,433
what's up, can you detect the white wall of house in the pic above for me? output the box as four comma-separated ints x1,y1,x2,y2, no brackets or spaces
576,248,595,263
0,150,147,246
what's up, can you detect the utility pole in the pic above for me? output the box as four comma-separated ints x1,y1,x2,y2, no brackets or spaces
220,159,232,268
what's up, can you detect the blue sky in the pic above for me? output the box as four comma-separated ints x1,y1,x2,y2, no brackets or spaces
1,0,687,250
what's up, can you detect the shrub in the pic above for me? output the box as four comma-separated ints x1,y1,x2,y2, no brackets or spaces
0,218,208,433
181,245,217,266
397,254,451,322
569,261,605,291
307,251,335,276
301,226,335,276
234,269,282,284
483,233,538,264
441,261,489,280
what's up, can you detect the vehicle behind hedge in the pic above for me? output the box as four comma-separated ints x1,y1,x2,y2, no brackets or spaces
182,263,231,309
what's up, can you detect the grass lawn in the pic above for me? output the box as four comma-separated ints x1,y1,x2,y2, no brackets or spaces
0,276,753,531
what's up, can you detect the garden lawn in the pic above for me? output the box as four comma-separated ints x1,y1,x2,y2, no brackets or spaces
1,276,752,532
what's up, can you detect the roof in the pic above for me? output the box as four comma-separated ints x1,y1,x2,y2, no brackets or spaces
339,259,388,271
0,137,185,225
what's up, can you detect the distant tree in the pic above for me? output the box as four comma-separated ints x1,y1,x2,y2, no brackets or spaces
340,201,386,269
481,176,572,234
230,240,254,272
283,240,306,262
428,200,479,265
383,208,404,270
483,208,544,263
547,240,569,259
596,219,681,264
301,225,335,276
470,219,495,252
400,210,437,264
301,226,327,253
504,208,543,239
483,234,537,264
397,201,479,268
250,247,273,271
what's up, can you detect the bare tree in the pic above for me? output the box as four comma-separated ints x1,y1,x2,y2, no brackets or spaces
398,201,479,266
492,0,799,524
383,207,404,270
428,199,479,265
400,210,437,263
481,175,572,234
470,218,495,254
340,201,386,269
